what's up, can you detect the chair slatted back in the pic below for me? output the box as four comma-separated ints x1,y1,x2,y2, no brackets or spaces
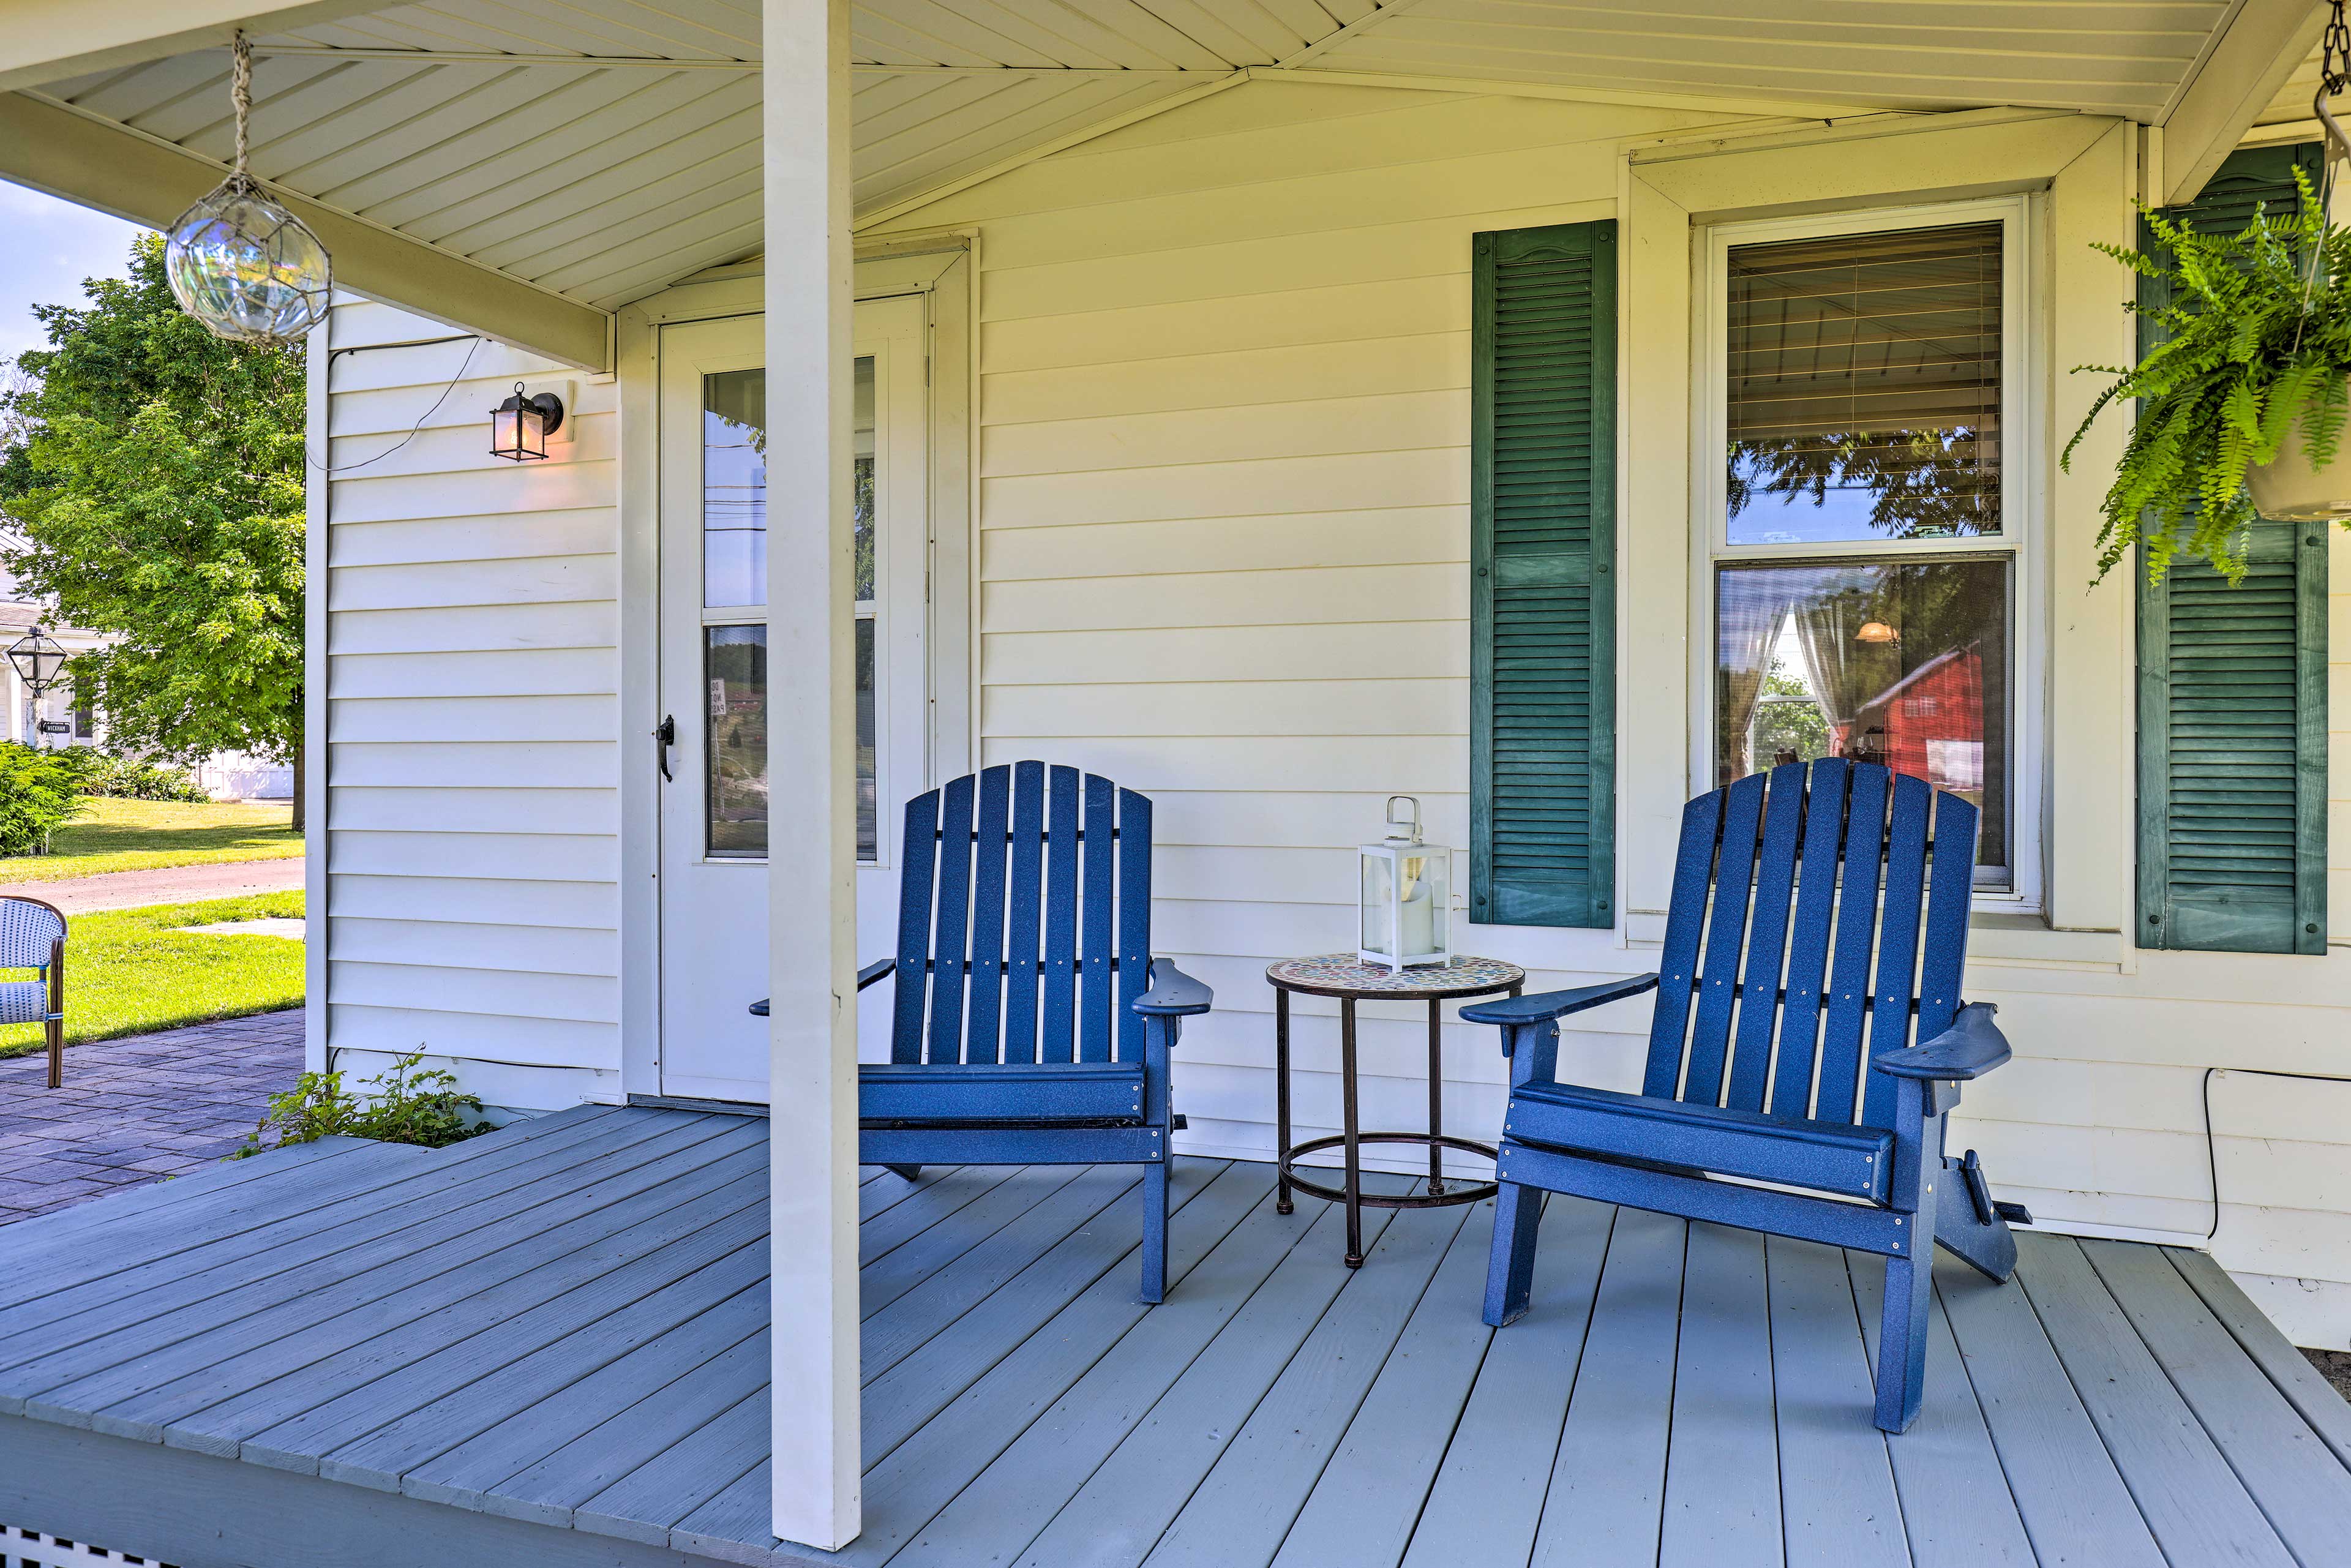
1644,759,1977,1130
892,762,1153,1065
0,898,64,970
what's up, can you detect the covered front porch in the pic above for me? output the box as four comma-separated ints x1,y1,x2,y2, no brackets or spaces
7,0,2351,1559
1,1105,2345,1567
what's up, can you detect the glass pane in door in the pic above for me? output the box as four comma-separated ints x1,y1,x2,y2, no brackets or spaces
703,369,766,608
706,626,767,857
853,355,877,860
694,359,880,861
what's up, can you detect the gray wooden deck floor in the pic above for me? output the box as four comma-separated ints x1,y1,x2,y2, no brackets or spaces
1,1103,2348,1568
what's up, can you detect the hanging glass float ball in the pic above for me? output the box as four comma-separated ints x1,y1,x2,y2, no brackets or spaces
163,175,332,349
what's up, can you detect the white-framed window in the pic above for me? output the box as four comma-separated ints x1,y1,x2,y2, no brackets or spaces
1694,196,2043,907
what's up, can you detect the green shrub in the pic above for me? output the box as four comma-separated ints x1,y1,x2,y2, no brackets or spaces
230,1051,490,1158
58,748,211,802
0,743,86,857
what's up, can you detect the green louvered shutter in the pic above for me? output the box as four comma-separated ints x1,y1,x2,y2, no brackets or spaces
2137,146,2328,955
1471,220,1617,929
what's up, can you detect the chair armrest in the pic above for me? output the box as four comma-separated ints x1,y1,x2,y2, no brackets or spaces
749,958,897,1018
1133,958,1213,1019
1873,1002,2010,1082
1460,974,1659,1032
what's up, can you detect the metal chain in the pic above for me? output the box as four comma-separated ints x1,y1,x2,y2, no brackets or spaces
2326,0,2351,98
2318,0,2351,170
2296,0,2351,323
230,31,253,181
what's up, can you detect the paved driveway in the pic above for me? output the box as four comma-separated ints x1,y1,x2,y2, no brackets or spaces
0,1009,305,1222
0,857,306,914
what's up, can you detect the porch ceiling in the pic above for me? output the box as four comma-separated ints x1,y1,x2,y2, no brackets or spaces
0,0,2306,330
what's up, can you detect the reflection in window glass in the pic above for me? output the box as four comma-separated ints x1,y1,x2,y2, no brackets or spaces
856,618,876,859
703,370,765,608
853,355,877,861
706,626,767,857
1715,558,2008,873
853,357,876,604
1727,222,2001,546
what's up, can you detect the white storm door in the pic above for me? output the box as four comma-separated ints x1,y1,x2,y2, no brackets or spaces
656,299,931,1101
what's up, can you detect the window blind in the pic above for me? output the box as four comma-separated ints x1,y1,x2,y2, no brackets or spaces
1727,222,2003,539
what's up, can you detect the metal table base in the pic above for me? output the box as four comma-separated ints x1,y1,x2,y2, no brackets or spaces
1268,963,1524,1267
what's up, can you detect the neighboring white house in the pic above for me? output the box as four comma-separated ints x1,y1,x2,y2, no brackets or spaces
5,0,2350,1551
0,571,100,751
0,567,292,797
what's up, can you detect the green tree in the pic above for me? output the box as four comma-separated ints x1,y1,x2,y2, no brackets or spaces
0,235,305,827
1752,658,1832,765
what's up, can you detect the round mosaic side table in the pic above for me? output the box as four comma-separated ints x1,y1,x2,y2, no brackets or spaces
1265,953,1526,1267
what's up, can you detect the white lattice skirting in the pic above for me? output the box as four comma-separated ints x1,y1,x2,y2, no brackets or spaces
0,1525,174,1567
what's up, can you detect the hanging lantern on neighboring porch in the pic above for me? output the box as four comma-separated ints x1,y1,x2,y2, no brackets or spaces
490,383,566,462
1359,795,1452,972
163,32,332,349
6,626,67,698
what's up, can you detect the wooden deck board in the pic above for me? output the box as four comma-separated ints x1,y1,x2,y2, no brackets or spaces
1659,1223,1780,1568
2084,1240,2351,1564
1933,1251,2167,1568
4,1107,2345,1568
857,1165,1015,1265
3,1117,755,1428
858,1160,1228,1463
1140,1201,1470,1568
1846,1253,2035,1566
240,1179,772,1473
1529,1206,1685,1567
106,1131,767,1450
860,1165,1134,1369
880,1189,1329,1568
2015,1233,2298,1568
691,1161,1257,1567
0,1108,719,1387
0,1139,437,1304
1010,1201,1406,1568
2166,1246,2351,1471
1399,1195,1613,1568
1765,1239,1907,1568
1267,1199,1501,1568
858,1164,1084,1320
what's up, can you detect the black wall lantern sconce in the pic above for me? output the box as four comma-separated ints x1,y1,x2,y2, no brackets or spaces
491,382,566,462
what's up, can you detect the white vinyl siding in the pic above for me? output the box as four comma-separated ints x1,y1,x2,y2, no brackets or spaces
317,297,620,1109
870,81,1733,1170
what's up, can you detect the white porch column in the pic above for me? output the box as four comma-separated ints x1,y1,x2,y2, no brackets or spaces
763,0,860,1549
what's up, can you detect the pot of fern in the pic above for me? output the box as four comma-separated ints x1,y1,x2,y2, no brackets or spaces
2065,170,2351,580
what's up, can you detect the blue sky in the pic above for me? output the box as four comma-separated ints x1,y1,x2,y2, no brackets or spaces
0,182,143,362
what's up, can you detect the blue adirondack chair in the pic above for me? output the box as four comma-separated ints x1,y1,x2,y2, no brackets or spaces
756,761,1210,1302
1468,758,2029,1433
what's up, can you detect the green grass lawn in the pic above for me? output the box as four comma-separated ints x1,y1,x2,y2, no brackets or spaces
0,891,305,1060
0,797,301,884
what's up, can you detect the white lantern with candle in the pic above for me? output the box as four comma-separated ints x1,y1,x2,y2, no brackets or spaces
1359,796,1452,971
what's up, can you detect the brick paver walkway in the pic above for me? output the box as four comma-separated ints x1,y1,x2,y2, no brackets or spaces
0,1010,305,1223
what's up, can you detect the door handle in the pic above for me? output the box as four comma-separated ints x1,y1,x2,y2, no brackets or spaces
653,715,675,782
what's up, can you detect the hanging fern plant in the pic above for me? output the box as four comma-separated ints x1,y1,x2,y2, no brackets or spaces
2063,167,2351,583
